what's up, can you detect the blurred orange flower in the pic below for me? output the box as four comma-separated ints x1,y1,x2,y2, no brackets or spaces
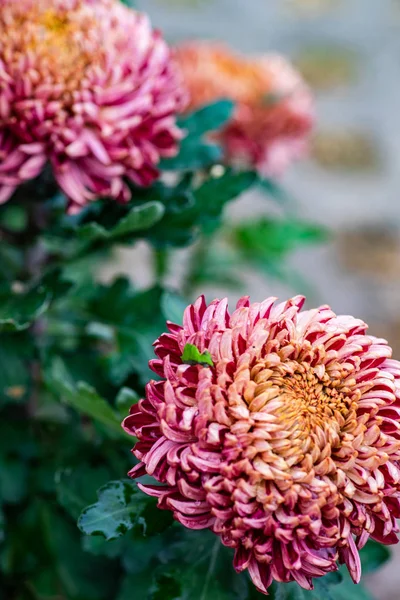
175,42,314,177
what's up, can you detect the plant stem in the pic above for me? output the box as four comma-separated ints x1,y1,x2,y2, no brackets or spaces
153,247,169,285
200,539,220,600
182,237,208,298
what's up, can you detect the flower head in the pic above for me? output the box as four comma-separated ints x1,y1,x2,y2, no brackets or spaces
174,42,314,177
0,0,186,212
123,295,400,594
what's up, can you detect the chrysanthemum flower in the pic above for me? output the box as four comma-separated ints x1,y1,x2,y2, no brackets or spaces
123,295,400,594
174,42,314,177
0,0,186,213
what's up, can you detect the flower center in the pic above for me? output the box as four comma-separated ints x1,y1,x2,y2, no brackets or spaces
1,1,99,91
246,360,358,476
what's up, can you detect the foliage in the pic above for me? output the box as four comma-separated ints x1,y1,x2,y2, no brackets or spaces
0,97,378,600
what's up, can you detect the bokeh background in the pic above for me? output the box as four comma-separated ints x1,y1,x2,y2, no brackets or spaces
106,2,400,596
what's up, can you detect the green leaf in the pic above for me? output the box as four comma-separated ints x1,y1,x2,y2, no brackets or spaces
359,539,391,574
42,507,119,600
78,480,140,540
181,100,235,137
320,570,373,600
0,204,28,233
161,100,235,171
55,465,112,520
0,332,34,406
115,387,139,420
82,535,126,559
0,282,49,332
232,217,326,281
152,529,245,600
147,170,257,247
181,343,214,367
46,358,125,438
0,457,28,504
79,480,173,541
194,170,257,235
117,569,161,600
85,281,167,385
0,268,73,332
77,201,165,245
78,479,170,541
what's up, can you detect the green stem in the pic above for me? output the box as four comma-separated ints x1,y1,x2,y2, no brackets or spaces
200,539,220,600
182,237,208,298
153,247,169,285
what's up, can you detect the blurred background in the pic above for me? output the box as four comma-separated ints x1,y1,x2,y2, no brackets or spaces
105,1,400,597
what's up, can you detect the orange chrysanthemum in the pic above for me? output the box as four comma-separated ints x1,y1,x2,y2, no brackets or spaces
174,42,314,177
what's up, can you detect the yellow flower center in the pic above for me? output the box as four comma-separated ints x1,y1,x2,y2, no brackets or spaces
0,1,99,92
245,360,360,481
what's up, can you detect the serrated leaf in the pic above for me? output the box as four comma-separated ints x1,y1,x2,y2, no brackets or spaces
78,480,142,540
181,343,214,367
79,480,173,541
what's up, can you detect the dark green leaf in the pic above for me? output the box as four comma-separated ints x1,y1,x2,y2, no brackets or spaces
46,358,125,438
0,332,34,406
117,569,159,600
42,507,119,600
0,268,72,332
181,343,214,367
0,282,49,332
55,465,112,520
153,529,245,600
194,170,257,235
86,281,167,385
115,387,139,419
0,457,28,504
0,205,28,233
147,170,257,247
161,100,234,171
181,100,235,137
76,201,165,245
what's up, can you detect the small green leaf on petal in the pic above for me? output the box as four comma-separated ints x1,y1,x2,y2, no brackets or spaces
181,343,214,367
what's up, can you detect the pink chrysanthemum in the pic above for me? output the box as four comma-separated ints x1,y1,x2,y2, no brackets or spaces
0,0,186,213
123,295,400,595
174,42,314,177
